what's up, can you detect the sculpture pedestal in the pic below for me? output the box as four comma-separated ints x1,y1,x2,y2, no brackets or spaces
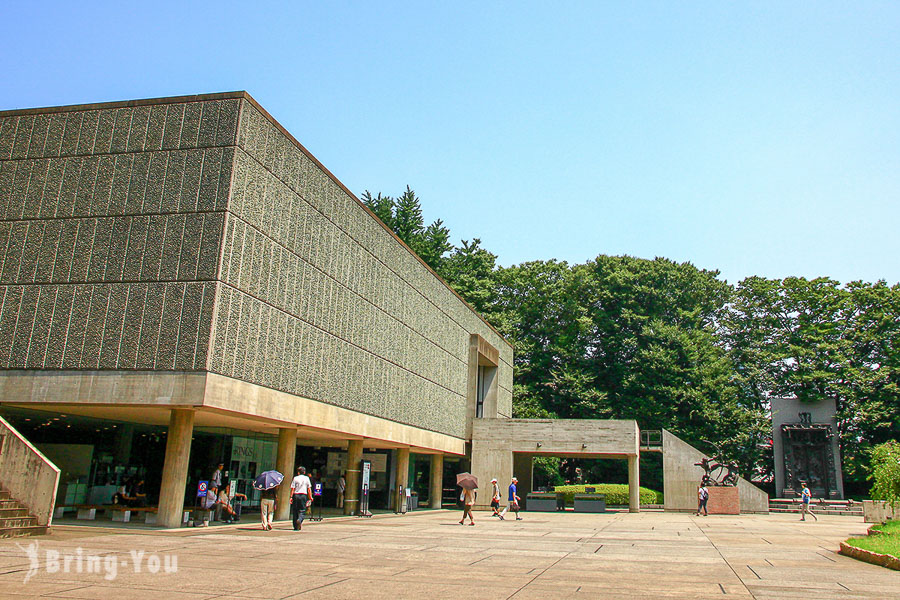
707,486,740,514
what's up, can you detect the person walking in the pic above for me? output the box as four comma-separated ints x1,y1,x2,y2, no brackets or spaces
290,466,313,531
337,472,346,509
210,463,224,521
260,483,278,530
490,478,502,517
459,487,477,526
800,482,817,521
696,483,709,516
499,477,522,521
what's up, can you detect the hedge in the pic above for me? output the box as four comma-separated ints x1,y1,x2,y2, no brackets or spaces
553,484,663,505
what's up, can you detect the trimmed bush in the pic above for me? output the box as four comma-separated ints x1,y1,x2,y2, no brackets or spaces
553,484,662,505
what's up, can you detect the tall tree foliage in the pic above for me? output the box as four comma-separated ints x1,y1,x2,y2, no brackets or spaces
726,277,900,482
364,187,900,487
361,187,452,272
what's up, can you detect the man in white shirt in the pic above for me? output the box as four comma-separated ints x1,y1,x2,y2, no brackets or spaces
290,466,313,531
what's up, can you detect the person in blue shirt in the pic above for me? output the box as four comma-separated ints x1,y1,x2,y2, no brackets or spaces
499,477,522,521
800,482,817,521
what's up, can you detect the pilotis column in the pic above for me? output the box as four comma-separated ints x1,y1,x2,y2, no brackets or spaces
628,454,640,513
274,428,297,521
430,454,444,508
343,439,364,515
395,448,410,512
157,409,195,528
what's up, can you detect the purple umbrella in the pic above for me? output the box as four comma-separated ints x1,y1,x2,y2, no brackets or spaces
253,470,284,491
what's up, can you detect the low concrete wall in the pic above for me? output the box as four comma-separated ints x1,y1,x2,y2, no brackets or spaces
662,430,768,513
0,416,61,526
863,500,899,523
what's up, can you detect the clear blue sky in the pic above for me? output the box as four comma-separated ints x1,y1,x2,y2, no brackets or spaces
3,2,898,285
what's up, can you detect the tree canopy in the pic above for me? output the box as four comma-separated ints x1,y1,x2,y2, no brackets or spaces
361,186,900,489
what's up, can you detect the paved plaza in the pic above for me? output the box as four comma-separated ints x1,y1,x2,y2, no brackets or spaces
0,510,897,599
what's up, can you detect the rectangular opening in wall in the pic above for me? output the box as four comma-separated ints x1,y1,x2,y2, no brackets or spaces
476,366,486,418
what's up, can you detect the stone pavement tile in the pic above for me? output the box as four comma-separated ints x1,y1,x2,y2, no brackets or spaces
0,580,101,599
198,574,355,599
1,511,895,600
516,580,753,598
252,577,520,600
746,584,897,600
39,584,214,599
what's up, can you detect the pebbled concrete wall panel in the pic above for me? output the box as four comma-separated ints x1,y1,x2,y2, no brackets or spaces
201,98,511,438
0,97,236,372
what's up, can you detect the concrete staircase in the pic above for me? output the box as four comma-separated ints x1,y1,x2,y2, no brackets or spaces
0,489,48,538
768,498,863,517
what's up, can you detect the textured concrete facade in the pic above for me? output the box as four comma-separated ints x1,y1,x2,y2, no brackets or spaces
0,92,512,441
0,96,235,373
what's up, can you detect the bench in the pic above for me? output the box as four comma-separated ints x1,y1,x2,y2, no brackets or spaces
110,506,158,523
55,504,159,523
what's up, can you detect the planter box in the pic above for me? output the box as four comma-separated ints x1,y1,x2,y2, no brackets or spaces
526,494,557,512
840,542,900,571
863,500,899,523
574,494,606,513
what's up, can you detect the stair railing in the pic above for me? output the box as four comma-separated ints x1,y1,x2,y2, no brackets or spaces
0,416,60,526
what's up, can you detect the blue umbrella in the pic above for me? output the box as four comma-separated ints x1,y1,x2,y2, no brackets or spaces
253,470,284,491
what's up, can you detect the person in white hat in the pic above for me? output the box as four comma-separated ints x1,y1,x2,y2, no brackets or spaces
490,478,502,517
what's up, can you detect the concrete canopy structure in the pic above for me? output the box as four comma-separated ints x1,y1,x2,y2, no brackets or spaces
471,419,643,512
0,92,513,526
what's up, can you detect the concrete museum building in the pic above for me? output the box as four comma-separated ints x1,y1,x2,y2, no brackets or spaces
0,92,514,527
0,92,766,533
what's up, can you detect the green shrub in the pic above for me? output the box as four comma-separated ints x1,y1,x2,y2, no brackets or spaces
553,484,662,505
870,441,900,506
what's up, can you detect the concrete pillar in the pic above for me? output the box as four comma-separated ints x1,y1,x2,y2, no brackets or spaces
628,454,640,513
394,448,410,512
113,424,134,464
274,427,297,521
513,453,533,509
344,439,364,515
430,454,444,508
157,409,195,528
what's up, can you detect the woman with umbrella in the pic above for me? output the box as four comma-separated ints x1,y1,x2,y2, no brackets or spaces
457,473,478,526
254,470,284,531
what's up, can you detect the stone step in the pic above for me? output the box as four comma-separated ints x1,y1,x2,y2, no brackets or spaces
0,525,49,539
0,484,50,538
0,516,37,528
769,506,862,516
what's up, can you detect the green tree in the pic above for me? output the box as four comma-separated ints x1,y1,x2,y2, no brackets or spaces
360,187,452,273
439,239,499,317
869,441,900,505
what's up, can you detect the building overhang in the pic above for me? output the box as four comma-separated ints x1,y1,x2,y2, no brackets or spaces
0,370,465,455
